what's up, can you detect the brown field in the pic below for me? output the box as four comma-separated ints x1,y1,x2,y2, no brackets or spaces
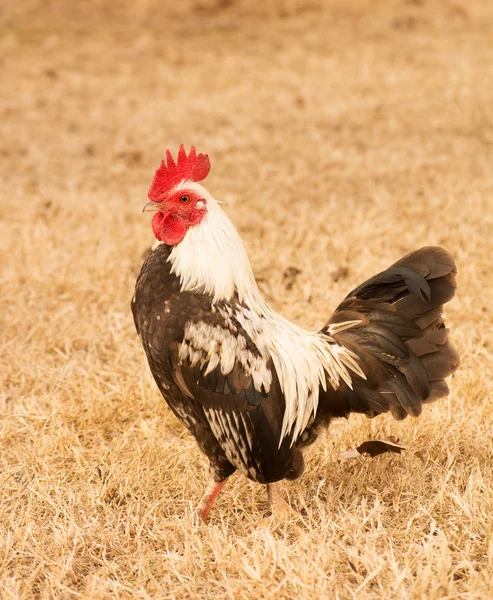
1,0,493,598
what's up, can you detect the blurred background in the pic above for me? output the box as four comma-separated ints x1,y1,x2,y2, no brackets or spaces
1,1,493,598
3,0,492,331
4,0,493,214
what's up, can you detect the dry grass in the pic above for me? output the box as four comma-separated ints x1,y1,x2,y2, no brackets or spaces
1,0,493,598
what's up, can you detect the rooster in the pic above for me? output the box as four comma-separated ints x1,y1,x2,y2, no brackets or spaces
132,145,459,522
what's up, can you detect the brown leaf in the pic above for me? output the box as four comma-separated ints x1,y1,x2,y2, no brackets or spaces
340,437,406,459
283,266,302,290
117,150,143,166
331,266,349,282
44,68,58,80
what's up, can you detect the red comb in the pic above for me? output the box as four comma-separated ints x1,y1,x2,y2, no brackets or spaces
148,144,211,201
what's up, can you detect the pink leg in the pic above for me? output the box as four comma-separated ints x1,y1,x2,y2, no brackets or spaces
195,478,228,523
267,482,298,518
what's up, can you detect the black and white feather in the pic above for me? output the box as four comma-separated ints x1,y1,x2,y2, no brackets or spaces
132,186,459,486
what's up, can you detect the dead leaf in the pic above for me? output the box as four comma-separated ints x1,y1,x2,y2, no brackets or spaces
283,266,302,290
331,266,349,282
340,437,406,459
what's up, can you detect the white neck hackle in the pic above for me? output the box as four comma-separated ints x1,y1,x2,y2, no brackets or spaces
166,182,364,443
168,182,261,306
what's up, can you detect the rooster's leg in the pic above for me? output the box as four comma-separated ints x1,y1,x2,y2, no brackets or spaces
267,482,298,518
194,478,228,523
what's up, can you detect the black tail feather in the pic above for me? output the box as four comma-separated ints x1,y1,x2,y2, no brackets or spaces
319,247,460,422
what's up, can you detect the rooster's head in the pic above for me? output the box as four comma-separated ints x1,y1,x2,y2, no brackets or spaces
144,145,211,245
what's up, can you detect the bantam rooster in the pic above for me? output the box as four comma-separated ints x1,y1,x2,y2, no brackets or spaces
132,145,459,522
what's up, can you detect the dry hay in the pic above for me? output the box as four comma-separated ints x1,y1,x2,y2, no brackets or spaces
1,0,493,598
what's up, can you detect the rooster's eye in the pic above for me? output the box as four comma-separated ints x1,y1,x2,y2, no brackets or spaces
179,195,191,204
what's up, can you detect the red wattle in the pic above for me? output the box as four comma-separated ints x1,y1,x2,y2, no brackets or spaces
152,212,188,245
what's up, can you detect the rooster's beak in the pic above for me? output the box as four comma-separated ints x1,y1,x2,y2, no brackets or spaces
143,200,160,213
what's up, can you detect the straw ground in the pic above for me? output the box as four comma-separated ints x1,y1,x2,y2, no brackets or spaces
1,1,493,598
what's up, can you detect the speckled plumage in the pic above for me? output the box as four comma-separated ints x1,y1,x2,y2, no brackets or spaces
132,243,460,490
134,147,459,521
132,243,303,484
